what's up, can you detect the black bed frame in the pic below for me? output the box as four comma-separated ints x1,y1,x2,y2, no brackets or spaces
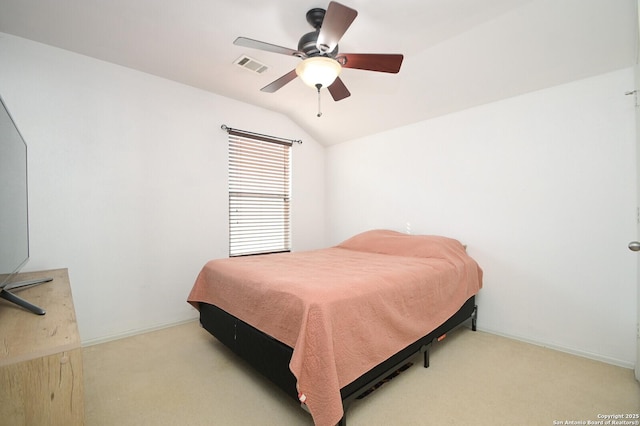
199,295,477,425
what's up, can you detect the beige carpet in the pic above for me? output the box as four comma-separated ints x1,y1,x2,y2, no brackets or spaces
83,321,640,425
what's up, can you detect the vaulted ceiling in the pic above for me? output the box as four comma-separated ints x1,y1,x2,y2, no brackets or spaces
0,0,636,145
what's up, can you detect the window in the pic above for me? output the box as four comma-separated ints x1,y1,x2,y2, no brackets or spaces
227,129,291,257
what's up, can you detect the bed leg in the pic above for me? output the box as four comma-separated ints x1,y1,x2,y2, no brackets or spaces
471,304,478,332
420,343,431,368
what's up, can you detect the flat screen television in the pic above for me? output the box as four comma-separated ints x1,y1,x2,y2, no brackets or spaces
0,94,51,315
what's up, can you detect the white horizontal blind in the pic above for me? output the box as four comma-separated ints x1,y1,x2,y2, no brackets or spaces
228,132,291,256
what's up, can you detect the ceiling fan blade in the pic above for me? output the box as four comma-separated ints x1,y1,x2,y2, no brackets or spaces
338,53,404,73
260,69,298,93
316,2,357,54
234,37,303,57
328,77,351,101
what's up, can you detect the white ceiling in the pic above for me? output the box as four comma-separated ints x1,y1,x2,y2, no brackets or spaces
0,0,636,145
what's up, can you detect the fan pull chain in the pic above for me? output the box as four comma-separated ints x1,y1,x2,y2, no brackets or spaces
316,83,322,117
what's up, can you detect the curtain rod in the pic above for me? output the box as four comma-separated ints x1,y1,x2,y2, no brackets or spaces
221,124,302,146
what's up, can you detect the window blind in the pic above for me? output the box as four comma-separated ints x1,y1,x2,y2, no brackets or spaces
228,131,291,257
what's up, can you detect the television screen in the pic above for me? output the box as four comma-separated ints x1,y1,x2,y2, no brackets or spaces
0,94,29,290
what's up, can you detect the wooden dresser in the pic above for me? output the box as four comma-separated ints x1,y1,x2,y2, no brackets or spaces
0,268,84,425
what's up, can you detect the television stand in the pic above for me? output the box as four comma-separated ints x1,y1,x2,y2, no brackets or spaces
0,268,84,424
0,276,53,315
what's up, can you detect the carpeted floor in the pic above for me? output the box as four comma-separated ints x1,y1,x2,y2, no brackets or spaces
82,321,640,425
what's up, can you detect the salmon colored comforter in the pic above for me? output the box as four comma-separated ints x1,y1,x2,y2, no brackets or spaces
187,230,483,426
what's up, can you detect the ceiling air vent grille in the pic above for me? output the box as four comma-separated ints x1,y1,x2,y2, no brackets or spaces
234,55,269,74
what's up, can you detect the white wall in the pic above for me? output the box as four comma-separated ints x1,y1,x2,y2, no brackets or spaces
0,33,326,343
1,32,636,369
326,68,637,368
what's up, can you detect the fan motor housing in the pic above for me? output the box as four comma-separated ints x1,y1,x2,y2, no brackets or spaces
299,7,338,58
298,30,338,58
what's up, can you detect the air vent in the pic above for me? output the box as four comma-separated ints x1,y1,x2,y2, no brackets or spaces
234,55,269,74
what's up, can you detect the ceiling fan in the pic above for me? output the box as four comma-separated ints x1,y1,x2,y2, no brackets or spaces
233,1,403,112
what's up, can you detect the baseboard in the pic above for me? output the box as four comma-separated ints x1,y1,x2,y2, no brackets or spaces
478,327,635,370
81,316,200,347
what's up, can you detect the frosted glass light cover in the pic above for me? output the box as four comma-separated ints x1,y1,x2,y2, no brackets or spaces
296,57,342,88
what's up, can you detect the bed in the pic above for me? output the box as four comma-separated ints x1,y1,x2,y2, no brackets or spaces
187,229,483,426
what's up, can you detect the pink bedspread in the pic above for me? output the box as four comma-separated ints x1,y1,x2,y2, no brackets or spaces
187,230,483,426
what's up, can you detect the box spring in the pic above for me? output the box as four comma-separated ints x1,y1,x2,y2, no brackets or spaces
199,295,476,424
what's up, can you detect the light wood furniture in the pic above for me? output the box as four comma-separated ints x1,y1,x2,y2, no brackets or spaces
0,268,84,425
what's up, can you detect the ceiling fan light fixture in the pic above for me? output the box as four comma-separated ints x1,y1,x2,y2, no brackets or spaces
295,56,341,89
